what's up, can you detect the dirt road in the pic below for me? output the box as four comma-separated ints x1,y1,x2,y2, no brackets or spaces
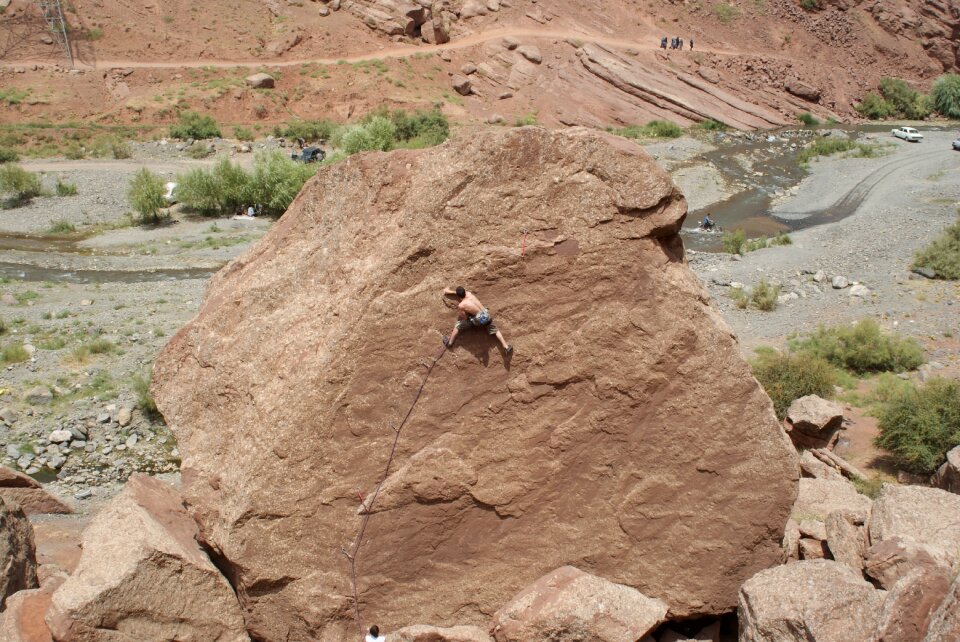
3,25,733,70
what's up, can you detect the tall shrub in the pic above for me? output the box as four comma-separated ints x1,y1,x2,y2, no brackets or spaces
875,378,960,475
932,74,960,119
127,168,168,224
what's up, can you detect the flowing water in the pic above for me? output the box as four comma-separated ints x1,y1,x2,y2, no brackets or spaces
682,123,952,251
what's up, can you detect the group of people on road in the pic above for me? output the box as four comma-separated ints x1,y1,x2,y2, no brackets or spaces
661,36,693,50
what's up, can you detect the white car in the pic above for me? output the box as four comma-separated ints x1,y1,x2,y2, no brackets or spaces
891,127,923,142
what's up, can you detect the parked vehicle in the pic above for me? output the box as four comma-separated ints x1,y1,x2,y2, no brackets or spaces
291,146,325,163
891,127,923,142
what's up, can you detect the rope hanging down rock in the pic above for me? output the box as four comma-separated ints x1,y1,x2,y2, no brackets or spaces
340,342,448,638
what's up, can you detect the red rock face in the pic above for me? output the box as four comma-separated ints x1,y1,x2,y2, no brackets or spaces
153,127,799,641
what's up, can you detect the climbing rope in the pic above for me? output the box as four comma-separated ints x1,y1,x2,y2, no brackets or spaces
340,342,448,638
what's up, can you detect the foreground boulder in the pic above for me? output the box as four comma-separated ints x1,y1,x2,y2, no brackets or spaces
0,572,66,641
46,474,249,642
738,560,884,642
490,566,667,642
874,566,951,642
924,571,960,642
0,467,72,516
868,484,960,564
0,497,39,610
152,126,799,639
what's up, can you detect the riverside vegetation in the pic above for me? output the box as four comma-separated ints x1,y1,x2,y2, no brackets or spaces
750,319,958,478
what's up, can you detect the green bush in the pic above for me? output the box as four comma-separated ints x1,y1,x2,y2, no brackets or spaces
797,112,819,126
875,378,960,475
63,143,84,160
176,157,249,216
694,119,728,131
714,2,740,23
0,317,6,335
770,233,792,246
127,168,168,224
233,126,255,142
169,111,221,139
722,229,746,254
48,219,76,234
913,214,960,279
873,77,933,120
276,119,339,142
0,163,44,206
613,120,683,140
341,116,396,155
85,338,116,354
111,139,132,159
245,151,317,216
855,93,894,120
644,120,683,138
514,113,539,127
800,0,820,9
55,180,77,196
789,319,925,374
0,147,18,163
797,139,880,164
751,279,780,311
187,143,213,159
743,237,769,253
390,108,449,147
751,348,836,418
132,369,159,417
931,74,960,119
0,343,29,364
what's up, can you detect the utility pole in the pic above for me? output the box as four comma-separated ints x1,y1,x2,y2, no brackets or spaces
37,0,73,68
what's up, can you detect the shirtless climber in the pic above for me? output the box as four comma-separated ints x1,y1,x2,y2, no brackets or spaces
443,286,513,353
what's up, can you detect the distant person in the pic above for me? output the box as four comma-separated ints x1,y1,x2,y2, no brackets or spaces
296,137,306,149
247,206,256,217
701,214,715,230
661,36,668,49
442,286,512,353
679,38,684,50
366,625,385,642
690,38,694,50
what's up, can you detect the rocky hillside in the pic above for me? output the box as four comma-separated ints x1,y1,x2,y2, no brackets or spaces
0,0,957,129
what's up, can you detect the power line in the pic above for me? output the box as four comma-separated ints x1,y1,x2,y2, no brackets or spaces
36,0,73,67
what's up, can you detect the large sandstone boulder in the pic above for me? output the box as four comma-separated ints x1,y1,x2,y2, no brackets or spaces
0,497,39,610
738,560,885,642
46,474,249,642
152,126,799,640
490,566,668,642
869,484,960,565
0,467,72,516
